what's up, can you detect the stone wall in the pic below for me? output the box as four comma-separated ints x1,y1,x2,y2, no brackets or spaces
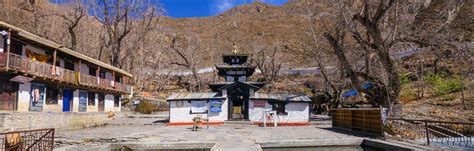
0,111,111,131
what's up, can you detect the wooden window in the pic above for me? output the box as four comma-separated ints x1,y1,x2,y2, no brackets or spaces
45,87,58,105
64,60,74,71
114,95,120,107
99,70,106,79
271,102,287,115
88,67,97,76
88,92,95,106
10,39,23,55
115,75,122,83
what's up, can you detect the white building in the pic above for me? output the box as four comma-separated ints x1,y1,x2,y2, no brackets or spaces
166,51,310,126
0,21,132,113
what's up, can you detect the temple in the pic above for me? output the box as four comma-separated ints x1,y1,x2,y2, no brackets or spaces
166,46,311,126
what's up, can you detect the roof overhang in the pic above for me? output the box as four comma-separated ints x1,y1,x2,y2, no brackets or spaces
166,92,225,101
0,21,133,78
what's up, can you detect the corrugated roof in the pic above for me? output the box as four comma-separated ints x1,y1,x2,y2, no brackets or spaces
166,92,224,101
251,93,312,102
0,21,132,78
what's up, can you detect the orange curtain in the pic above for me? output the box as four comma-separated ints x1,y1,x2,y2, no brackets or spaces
26,49,49,63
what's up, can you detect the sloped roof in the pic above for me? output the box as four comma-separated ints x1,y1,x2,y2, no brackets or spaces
208,81,265,92
0,21,132,78
217,81,261,91
251,93,311,102
166,92,225,101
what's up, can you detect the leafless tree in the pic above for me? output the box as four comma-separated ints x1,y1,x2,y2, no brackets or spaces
168,34,203,92
54,0,85,50
252,41,282,90
91,0,149,68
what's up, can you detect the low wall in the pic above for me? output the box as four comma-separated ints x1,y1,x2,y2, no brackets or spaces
0,111,112,131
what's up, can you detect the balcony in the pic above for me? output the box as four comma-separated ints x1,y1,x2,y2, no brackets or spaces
0,52,132,94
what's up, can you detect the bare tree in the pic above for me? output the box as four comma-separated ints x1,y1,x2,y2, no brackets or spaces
91,0,149,67
168,34,203,92
252,41,282,90
303,1,344,108
54,0,85,50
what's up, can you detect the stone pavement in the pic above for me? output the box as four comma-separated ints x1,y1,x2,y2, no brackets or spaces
54,114,365,150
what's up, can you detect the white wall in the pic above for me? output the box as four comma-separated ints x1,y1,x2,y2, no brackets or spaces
17,82,32,112
103,94,121,112
72,90,79,112
169,99,228,123
248,100,309,123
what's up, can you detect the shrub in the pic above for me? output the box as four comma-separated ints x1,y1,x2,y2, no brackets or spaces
423,72,464,96
423,72,445,84
399,73,412,87
434,76,463,96
135,100,155,114
399,86,417,104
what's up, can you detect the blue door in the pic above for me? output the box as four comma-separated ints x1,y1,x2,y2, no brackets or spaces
63,89,73,112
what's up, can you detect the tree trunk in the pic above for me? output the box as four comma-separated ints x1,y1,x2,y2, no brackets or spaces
68,27,77,50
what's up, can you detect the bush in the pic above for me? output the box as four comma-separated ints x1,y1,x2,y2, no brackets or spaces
422,72,464,96
434,76,463,96
424,72,445,85
135,100,155,114
399,86,417,104
399,73,412,87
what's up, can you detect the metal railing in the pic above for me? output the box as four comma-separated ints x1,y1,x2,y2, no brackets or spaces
386,118,473,149
0,128,55,151
0,52,131,94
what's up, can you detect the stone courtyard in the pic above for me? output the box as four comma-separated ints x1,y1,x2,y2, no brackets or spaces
53,112,367,150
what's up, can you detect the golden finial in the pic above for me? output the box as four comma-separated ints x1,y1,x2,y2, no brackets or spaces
232,44,239,53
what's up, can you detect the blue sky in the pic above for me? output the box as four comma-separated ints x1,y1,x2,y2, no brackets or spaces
50,0,288,18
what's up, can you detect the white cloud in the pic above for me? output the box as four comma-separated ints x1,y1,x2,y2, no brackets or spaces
215,0,235,14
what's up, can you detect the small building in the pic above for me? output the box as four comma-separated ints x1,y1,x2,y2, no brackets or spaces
0,22,133,112
166,48,311,126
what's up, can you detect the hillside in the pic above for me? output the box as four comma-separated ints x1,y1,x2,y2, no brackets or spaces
0,0,472,120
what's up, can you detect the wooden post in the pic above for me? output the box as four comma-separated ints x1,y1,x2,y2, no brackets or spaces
112,71,116,90
97,66,100,86
5,29,11,70
78,60,81,83
425,121,430,145
52,49,57,75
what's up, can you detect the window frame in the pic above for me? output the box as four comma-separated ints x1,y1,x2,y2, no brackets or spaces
114,95,120,107
88,92,96,106
270,102,288,115
45,87,58,105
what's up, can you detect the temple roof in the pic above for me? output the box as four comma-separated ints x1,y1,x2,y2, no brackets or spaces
208,81,265,92
216,65,256,77
166,92,225,101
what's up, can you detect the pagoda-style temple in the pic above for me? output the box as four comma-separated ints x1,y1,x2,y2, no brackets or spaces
166,46,311,126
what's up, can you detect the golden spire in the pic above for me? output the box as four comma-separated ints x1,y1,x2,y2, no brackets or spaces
232,44,239,53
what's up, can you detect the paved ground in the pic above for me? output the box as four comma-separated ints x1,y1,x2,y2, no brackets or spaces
54,113,365,150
